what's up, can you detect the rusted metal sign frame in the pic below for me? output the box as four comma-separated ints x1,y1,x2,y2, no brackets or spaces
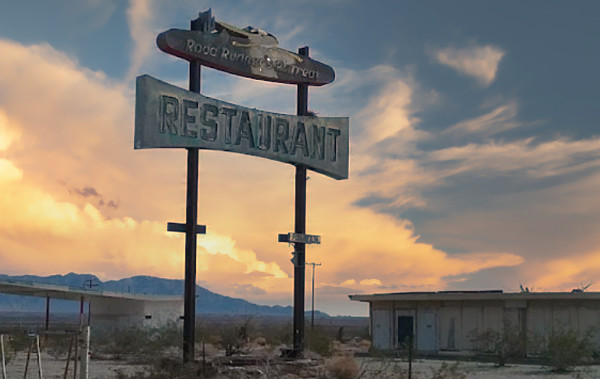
135,75,349,180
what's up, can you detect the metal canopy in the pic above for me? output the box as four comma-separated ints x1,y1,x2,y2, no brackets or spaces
0,279,182,303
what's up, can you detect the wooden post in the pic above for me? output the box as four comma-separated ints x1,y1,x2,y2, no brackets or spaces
24,339,33,379
79,326,89,379
1,334,6,379
36,335,43,379
63,335,75,379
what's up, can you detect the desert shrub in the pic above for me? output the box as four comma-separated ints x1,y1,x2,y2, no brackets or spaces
305,327,333,357
469,326,525,366
92,323,184,361
326,356,360,379
148,321,181,353
44,334,74,359
262,322,292,346
254,336,267,346
543,328,594,372
430,362,467,379
111,327,151,358
0,332,32,364
208,317,256,356
219,324,245,356
7,332,30,352
358,339,371,351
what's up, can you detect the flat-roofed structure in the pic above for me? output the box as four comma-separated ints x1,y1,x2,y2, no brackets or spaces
349,290,600,354
0,278,183,330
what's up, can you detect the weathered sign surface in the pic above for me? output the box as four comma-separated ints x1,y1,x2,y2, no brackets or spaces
278,233,321,245
157,23,335,86
135,75,349,180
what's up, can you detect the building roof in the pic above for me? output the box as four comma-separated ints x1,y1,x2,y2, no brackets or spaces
0,278,182,304
349,290,600,302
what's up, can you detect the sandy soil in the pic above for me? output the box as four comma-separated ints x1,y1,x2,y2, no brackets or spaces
4,350,600,378
356,358,600,379
2,351,148,378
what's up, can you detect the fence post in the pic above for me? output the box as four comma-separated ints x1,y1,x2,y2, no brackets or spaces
79,326,89,379
36,335,43,379
1,334,6,379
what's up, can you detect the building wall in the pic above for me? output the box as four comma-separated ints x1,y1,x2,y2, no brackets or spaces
369,298,600,354
90,298,183,329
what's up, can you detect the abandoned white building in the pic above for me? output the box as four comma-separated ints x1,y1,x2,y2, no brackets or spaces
349,290,600,354
0,279,183,330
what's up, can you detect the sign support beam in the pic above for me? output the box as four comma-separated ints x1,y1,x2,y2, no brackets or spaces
292,46,310,356
181,11,210,364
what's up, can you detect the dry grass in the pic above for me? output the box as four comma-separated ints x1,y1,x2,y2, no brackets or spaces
326,355,360,379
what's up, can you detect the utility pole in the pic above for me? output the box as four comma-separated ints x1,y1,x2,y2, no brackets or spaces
306,262,321,329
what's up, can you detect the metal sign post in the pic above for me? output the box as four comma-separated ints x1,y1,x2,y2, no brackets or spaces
293,47,309,355
182,12,208,364
294,46,309,355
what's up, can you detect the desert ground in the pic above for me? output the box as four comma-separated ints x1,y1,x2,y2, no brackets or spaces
4,351,600,378
2,315,600,378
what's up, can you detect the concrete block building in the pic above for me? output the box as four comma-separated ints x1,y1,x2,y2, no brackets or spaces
349,291,600,354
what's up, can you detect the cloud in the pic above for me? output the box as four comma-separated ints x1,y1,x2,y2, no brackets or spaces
0,39,288,293
532,248,600,291
0,159,22,183
0,35,551,316
432,44,505,86
125,0,155,81
444,100,520,138
427,137,600,179
72,186,102,198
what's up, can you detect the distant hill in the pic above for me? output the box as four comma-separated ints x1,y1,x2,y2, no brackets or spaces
0,273,329,317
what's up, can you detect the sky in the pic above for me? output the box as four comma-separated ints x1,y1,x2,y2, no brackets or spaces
0,0,599,316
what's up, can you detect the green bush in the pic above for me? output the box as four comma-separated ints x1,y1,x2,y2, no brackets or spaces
469,326,525,366
92,323,183,361
543,328,594,372
44,334,74,359
305,327,333,357
261,322,292,346
1,332,31,364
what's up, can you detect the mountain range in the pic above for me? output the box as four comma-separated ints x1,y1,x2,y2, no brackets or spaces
0,273,329,317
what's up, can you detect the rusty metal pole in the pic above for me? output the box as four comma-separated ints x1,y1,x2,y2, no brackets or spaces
182,12,206,364
293,46,309,355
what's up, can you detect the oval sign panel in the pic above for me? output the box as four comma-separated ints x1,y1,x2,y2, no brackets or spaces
157,20,335,86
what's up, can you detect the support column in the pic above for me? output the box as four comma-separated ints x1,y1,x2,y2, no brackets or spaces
45,296,50,331
292,46,309,355
182,10,211,364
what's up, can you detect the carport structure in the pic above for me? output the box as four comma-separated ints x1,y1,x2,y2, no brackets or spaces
0,278,183,330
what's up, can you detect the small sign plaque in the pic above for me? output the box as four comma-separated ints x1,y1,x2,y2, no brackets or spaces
278,233,321,245
135,75,349,180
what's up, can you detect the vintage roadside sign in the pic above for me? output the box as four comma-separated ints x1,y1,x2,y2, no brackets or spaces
278,233,321,245
157,19,335,86
135,75,349,180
